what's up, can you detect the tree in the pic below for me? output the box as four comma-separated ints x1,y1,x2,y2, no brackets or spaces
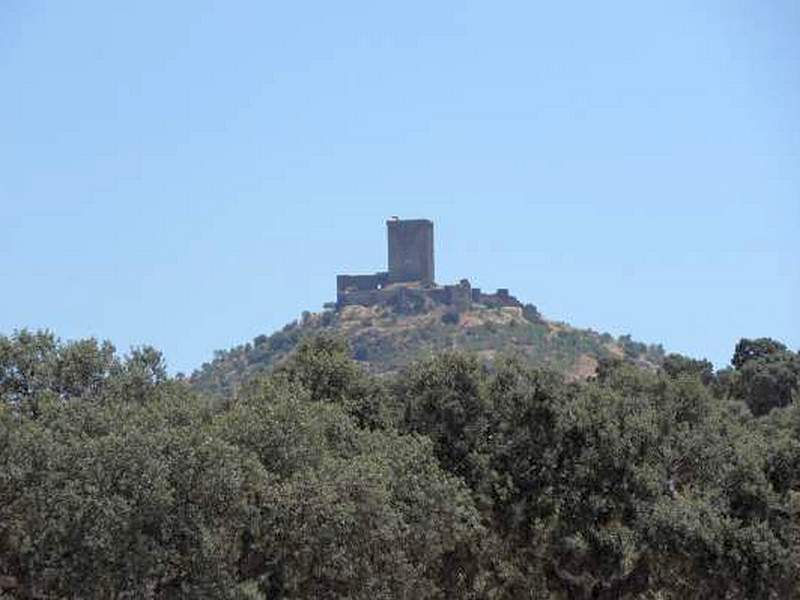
2,331,798,598
396,352,490,490
273,334,395,429
732,337,788,369
729,338,800,416
0,391,266,598
661,352,715,385
0,330,116,417
215,377,486,599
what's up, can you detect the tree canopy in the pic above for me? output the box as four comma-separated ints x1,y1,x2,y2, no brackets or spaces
0,329,797,598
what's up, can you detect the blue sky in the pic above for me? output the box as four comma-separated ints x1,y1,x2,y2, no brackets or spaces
1,1,798,373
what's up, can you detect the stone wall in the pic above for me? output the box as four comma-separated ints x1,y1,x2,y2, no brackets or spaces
334,218,522,313
474,288,523,308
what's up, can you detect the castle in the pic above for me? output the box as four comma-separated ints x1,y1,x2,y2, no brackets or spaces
336,218,522,312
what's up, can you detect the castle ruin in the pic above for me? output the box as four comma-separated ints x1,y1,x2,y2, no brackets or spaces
336,218,521,312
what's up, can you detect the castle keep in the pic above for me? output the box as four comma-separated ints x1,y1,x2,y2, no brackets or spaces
336,218,521,312
387,219,434,284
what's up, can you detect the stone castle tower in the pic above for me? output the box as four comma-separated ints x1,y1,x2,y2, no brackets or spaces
386,218,434,284
335,218,520,311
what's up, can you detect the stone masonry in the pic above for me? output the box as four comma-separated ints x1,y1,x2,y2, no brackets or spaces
336,218,521,312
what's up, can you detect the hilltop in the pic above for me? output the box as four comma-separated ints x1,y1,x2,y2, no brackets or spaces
192,217,665,396
190,300,665,397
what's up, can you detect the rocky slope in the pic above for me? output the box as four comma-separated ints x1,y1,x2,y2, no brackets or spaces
191,301,665,398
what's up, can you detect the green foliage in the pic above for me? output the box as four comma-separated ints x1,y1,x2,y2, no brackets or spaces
732,337,789,369
617,334,665,363
0,330,115,417
0,329,170,417
1,329,798,598
213,364,485,598
396,352,490,489
0,390,265,597
728,337,800,416
662,352,715,384
274,334,396,429
0,331,485,598
395,354,799,597
189,304,661,398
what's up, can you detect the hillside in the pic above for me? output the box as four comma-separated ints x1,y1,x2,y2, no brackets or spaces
190,300,666,397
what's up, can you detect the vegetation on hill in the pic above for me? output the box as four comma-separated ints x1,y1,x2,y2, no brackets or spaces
1,328,798,598
191,303,666,399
